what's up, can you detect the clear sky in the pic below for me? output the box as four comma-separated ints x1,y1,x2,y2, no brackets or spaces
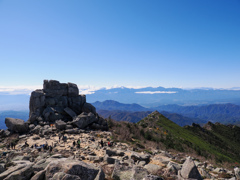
0,0,239,90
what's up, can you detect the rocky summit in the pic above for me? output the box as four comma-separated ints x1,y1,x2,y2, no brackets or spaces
0,80,239,180
4,80,108,135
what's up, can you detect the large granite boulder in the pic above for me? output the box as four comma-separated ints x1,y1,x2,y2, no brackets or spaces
52,172,81,180
111,161,134,180
111,161,156,180
0,164,5,174
105,149,125,157
73,112,97,129
29,90,45,121
131,152,151,164
0,129,11,137
43,80,68,97
31,125,41,134
82,103,96,114
132,166,149,179
163,161,180,176
31,170,45,180
178,157,202,180
0,164,31,180
3,164,33,180
44,158,104,180
55,120,67,130
144,163,163,175
68,82,79,97
5,117,28,133
143,175,163,180
64,107,77,118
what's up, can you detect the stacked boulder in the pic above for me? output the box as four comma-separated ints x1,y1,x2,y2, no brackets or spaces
5,80,108,134
28,80,88,124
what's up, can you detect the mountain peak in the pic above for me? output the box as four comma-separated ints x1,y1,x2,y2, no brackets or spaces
146,110,163,118
151,110,162,115
203,121,214,130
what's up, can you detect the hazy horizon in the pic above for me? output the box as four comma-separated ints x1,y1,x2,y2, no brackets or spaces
1,84,240,96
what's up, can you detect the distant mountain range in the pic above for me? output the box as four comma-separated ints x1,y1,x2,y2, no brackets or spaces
156,103,240,124
97,109,207,126
97,110,152,123
93,100,240,125
1,99,239,130
87,86,240,106
93,100,149,111
1,89,240,129
2,87,240,111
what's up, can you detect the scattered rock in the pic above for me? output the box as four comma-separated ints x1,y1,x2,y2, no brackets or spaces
82,103,96,114
0,164,27,180
3,164,33,180
55,120,67,130
32,159,49,172
104,156,117,164
3,130,11,137
5,117,29,133
198,167,211,179
111,161,133,180
12,155,30,161
131,152,150,164
29,124,35,130
30,170,45,180
101,164,115,178
178,157,202,180
132,166,149,179
0,164,5,174
234,167,240,179
73,112,97,129
65,128,80,134
143,174,163,180
31,125,41,134
45,159,104,180
163,162,179,176
144,163,163,175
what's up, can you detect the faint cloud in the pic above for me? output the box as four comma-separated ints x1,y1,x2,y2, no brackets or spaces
135,91,177,94
78,85,103,95
0,86,41,95
77,85,152,94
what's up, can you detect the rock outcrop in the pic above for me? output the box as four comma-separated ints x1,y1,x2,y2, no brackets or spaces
29,80,86,124
27,80,107,131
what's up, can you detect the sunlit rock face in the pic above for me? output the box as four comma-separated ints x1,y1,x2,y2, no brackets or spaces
27,80,107,131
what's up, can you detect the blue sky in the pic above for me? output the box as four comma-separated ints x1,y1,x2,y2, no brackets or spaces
0,0,239,90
